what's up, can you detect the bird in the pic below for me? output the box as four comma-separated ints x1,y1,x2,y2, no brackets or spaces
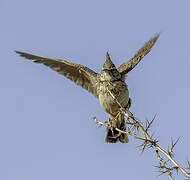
15,34,159,143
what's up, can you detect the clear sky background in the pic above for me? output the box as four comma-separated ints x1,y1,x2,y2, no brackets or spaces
1,0,190,180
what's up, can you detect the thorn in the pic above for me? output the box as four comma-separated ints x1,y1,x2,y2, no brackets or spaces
186,159,190,170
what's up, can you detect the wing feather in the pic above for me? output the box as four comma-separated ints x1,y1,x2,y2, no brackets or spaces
15,51,99,98
117,34,160,76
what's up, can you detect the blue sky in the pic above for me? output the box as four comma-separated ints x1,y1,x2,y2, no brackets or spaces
1,0,190,179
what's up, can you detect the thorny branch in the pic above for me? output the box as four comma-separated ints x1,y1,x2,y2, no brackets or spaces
155,150,175,180
93,85,190,179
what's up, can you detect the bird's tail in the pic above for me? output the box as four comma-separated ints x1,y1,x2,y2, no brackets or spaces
105,116,129,143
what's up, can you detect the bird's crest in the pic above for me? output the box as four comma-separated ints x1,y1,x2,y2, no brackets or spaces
102,52,116,70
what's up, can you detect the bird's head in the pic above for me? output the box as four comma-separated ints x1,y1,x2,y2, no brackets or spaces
100,52,121,81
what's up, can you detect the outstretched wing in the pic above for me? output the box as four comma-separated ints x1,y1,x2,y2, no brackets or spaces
117,34,160,76
15,51,100,98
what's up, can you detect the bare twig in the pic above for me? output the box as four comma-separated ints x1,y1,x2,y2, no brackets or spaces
156,150,176,180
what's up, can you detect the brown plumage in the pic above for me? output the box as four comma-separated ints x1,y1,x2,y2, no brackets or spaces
15,33,159,143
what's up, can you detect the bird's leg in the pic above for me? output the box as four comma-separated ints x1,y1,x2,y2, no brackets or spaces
115,112,123,137
109,120,115,137
110,112,122,139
